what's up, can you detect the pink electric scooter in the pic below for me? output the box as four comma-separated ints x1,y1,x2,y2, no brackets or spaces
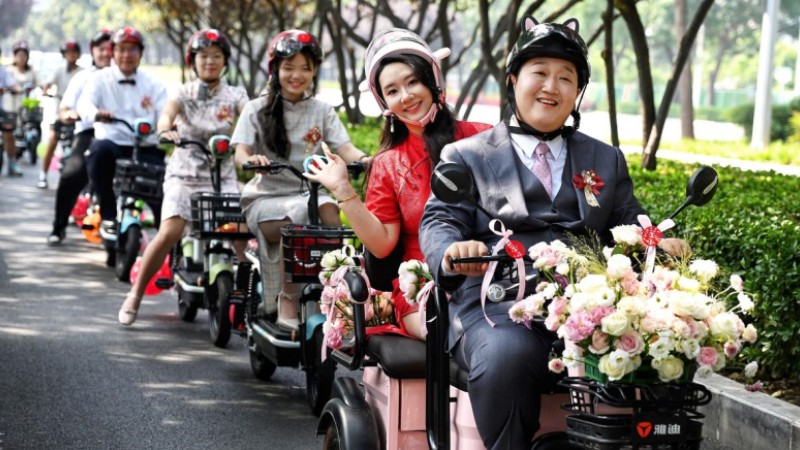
317,163,718,450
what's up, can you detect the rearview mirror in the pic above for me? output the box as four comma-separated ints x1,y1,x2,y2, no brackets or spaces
431,163,475,204
668,166,719,220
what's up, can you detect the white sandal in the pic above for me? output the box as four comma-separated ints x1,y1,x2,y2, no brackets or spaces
118,293,142,326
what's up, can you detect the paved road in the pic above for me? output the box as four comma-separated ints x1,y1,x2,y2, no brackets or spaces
0,163,328,450
0,160,733,450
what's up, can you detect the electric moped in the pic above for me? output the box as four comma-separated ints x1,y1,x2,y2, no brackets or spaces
154,135,250,348
318,163,720,450
13,83,43,165
237,159,365,416
102,118,164,280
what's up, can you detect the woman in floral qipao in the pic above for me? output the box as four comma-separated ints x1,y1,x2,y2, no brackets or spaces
118,29,248,325
232,30,369,328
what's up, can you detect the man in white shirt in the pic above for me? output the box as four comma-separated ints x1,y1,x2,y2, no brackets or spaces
1,49,22,177
37,40,83,189
46,30,113,244
77,26,167,263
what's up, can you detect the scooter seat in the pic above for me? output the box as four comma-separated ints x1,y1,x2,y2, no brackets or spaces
366,334,426,379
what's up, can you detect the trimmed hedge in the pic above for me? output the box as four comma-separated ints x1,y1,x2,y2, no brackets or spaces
628,157,800,378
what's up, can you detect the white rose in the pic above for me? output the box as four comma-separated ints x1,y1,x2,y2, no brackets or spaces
738,293,755,314
541,283,558,299
712,353,727,371
695,365,713,379
602,246,614,261
676,276,701,293
598,350,632,381
568,292,591,313
616,296,645,318
744,361,758,378
320,251,340,270
654,356,685,382
528,242,548,259
669,292,710,320
592,287,617,308
648,336,673,359
742,324,758,344
611,225,642,245
576,274,609,293
556,263,570,275
601,312,630,337
606,254,633,279
709,312,743,341
564,284,576,298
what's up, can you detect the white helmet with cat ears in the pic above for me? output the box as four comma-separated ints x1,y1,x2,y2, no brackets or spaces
359,28,451,110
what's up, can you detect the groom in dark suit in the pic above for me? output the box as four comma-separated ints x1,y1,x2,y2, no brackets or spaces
420,16,646,450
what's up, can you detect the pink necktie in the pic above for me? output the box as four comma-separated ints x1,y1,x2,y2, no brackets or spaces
532,142,552,198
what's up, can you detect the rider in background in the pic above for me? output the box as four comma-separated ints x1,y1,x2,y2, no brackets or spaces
47,30,113,244
5,40,40,177
37,40,83,189
77,26,167,265
0,48,22,177
118,29,249,326
232,29,369,330
303,28,491,339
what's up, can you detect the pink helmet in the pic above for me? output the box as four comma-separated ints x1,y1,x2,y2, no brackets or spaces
359,29,450,126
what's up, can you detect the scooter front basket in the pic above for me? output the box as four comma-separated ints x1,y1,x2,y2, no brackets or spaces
114,159,165,201
281,225,359,283
190,192,251,239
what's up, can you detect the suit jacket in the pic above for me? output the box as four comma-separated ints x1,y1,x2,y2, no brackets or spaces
418,122,645,349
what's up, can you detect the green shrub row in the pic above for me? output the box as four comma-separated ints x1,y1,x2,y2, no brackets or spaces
725,96,800,142
628,157,800,378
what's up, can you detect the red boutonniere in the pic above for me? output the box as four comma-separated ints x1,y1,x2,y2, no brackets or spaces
141,96,153,110
303,126,322,157
573,169,604,207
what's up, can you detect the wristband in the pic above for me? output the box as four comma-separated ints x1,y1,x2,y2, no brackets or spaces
337,194,359,205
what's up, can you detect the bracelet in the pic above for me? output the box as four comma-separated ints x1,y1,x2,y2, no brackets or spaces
358,154,370,161
337,194,359,205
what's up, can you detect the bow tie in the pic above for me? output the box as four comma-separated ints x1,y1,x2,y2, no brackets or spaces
118,79,136,85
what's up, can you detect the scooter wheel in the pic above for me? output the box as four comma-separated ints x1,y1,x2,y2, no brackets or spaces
531,432,581,449
115,225,141,282
208,273,233,348
321,422,342,450
177,285,200,322
306,325,336,416
249,345,276,380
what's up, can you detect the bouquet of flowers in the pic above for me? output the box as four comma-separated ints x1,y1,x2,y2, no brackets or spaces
318,249,395,350
508,223,758,384
397,259,435,337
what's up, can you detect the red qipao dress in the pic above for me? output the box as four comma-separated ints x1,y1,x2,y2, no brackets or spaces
365,121,492,337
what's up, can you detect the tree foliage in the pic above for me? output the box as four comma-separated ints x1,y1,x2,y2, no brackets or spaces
0,0,32,40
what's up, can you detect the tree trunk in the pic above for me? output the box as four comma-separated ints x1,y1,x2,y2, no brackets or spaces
642,0,714,170
676,0,695,139
615,0,656,147
604,0,619,147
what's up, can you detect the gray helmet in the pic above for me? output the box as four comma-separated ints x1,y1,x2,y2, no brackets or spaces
506,17,590,89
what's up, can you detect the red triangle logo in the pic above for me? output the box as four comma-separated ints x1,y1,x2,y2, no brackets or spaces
637,421,653,438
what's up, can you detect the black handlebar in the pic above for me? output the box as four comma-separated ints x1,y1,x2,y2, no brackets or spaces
242,161,366,178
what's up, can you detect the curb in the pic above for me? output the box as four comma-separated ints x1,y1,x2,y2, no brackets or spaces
698,373,800,450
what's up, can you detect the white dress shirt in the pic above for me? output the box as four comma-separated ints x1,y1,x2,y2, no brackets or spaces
77,65,166,146
60,67,97,133
508,115,567,197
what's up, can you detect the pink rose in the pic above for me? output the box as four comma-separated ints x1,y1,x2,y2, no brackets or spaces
620,273,640,296
615,330,645,355
548,297,568,317
696,346,719,367
724,340,741,358
544,314,562,332
548,358,566,374
324,324,343,350
589,330,610,354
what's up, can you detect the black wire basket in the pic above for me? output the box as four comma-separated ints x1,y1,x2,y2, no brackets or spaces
114,159,165,201
20,106,43,123
0,111,17,130
559,377,711,450
281,224,359,283
190,192,251,240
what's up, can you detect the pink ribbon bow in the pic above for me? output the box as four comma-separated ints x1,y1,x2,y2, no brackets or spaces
637,215,675,282
478,219,526,328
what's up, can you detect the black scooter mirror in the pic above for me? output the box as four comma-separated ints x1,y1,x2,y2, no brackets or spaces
431,163,475,204
668,165,719,220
